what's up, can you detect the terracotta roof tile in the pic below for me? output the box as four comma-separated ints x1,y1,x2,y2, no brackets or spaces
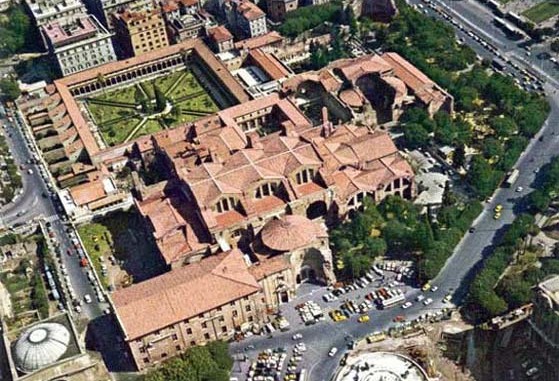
113,249,260,340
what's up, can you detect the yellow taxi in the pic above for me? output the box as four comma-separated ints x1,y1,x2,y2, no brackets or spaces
358,315,370,323
494,204,503,213
330,310,346,322
422,282,431,292
494,212,501,220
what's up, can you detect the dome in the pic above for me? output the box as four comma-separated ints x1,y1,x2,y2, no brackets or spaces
13,322,70,373
261,215,322,252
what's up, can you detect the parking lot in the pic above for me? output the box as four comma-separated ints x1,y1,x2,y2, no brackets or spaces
231,261,454,381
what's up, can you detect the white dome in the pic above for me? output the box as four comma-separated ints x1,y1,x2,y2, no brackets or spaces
13,322,71,373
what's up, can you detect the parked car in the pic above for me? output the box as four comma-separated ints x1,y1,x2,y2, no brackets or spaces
423,298,433,306
84,294,92,303
401,301,413,309
328,347,338,357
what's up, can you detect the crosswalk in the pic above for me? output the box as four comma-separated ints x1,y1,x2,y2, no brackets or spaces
43,214,59,223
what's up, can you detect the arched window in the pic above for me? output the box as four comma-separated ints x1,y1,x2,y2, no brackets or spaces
295,168,315,185
255,182,277,199
214,197,238,213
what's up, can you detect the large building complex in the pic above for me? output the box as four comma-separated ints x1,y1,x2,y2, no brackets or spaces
13,37,459,371
41,14,116,76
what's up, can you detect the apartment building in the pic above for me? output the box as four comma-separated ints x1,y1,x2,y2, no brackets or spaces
41,15,116,76
113,8,169,58
25,0,86,26
224,0,267,39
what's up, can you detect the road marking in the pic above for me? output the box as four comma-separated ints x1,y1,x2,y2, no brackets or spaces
44,214,60,223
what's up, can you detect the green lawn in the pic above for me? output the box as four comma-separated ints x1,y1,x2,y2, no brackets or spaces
177,93,219,114
522,0,559,23
86,102,136,125
141,71,186,99
167,71,205,100
95,86,137,103
77,223,112,289
100,117,142,146
133,119,164,139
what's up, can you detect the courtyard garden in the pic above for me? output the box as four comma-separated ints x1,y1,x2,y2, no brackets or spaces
84,69,219,146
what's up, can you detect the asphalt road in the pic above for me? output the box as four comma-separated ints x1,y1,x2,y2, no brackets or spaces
232,3,559,381
0,110,105,321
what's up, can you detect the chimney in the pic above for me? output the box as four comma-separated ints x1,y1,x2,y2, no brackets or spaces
321,106,333,138
322,106,329,125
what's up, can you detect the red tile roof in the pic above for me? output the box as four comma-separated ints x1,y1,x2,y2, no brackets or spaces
113,249,261,340
208,25,233,43
247,49,290,81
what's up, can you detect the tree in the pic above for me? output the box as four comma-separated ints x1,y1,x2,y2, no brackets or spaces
403,123,430,149
345,6,357,35
482,137,504,160
490,116,517,138
551,39,559,53
0,78,20,101
442,181,457,207
453,144,465,169
144,341,233,381
154,84,167,112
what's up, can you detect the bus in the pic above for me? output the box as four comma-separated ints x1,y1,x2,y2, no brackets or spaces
491,58,506,72
504,169,520,187
381,294,406,309
493,17,527,40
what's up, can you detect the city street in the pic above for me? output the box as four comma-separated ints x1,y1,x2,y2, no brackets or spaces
0,109,105,321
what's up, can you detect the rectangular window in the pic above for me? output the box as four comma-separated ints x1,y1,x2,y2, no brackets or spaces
201,322,207,329
161,353,167,358
245,305,251,312
221,326,227,333
172,334,178,341
143,358,150,363
232,310,238,317
204,333,210,340
186,328,192,334
176,345,181,351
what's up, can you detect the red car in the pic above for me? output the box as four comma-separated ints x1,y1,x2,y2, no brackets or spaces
393,315,406,323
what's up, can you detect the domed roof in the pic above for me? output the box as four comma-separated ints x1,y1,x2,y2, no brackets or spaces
261,215,323,252
13,322,70,373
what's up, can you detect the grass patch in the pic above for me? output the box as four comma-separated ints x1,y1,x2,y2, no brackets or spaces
167,71,205,100
94,85,137,103
522,0,559,23
77,222,113,289
134,119,163,139
100,117,142,146
77,211,146,289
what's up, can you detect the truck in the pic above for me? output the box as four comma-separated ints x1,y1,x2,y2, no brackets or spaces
504,168,520,187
